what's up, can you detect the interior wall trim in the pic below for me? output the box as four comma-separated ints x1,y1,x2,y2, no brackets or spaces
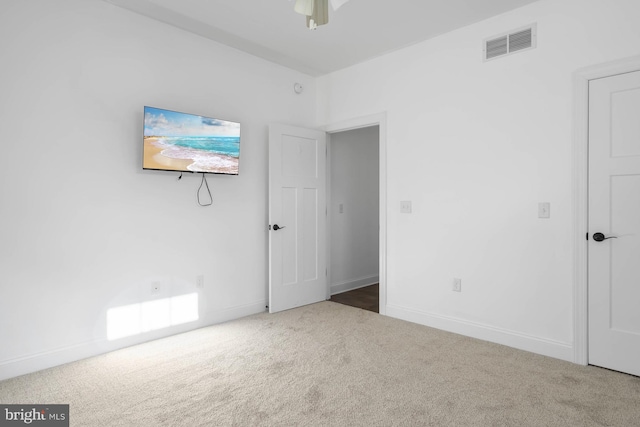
330,275,379,296
387,303,574,362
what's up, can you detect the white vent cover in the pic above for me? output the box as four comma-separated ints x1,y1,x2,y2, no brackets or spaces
483,24,537,61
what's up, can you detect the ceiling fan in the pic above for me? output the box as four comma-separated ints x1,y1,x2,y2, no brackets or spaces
291,0,350,29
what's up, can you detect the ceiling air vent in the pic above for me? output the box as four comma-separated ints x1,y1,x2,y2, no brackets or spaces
483,24,536,61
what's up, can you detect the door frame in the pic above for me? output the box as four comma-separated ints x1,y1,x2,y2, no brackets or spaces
572,55,640,365
323,113,387,315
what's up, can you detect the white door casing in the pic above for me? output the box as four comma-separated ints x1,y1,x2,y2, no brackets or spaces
588,70,640,376
324,113,387,315
268,124,327,313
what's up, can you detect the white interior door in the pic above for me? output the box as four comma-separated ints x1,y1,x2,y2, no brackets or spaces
588,70,640,376
268,124,327,313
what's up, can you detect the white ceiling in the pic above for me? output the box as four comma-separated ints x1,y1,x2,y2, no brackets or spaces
103,0,541,76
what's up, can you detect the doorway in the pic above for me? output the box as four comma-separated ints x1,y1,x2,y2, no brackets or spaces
587,69,640,376
327,126,380,313
573,55,640,372
267,114,387,315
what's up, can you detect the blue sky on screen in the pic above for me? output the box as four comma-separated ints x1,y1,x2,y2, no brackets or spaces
144,107,240,137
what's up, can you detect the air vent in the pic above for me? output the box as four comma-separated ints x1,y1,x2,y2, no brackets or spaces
483,24,536,61
486,36,508,60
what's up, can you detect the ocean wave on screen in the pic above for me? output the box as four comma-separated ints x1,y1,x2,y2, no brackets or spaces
160,146,238,173
159,136,239,158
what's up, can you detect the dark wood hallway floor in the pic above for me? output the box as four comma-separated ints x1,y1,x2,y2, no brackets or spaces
329,284,379,313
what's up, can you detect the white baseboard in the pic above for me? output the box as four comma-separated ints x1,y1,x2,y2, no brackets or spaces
0,300,267,381
386,303,574,362
331,275,379,295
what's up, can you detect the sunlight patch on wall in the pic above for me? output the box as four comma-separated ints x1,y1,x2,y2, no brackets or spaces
107,293,199,340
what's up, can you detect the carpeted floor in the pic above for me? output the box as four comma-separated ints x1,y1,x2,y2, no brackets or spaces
1,302,639,426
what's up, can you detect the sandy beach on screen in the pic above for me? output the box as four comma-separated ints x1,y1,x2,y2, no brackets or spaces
144,137,239,174
144,137,194,171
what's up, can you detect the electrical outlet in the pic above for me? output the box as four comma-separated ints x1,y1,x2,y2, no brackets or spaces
400,201,412,214
453,278,462,292
151,282,162,293
196,275,204,289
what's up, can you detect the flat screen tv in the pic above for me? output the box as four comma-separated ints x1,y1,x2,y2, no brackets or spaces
143,106,241,175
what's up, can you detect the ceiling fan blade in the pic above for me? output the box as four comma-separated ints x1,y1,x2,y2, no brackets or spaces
329,0,349,11
306,0,328,29
314,0,329,23
294,0,314,16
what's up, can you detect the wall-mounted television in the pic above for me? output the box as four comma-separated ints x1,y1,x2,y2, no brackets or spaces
143,106,241,175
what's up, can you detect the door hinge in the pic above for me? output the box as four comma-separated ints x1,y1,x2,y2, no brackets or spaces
586,232,588,240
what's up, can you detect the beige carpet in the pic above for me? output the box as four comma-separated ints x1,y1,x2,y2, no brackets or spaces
1,302,640,426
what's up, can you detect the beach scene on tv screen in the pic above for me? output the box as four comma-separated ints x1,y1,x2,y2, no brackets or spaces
143,107,240,174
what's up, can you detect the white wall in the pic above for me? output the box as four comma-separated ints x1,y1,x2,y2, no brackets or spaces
0,0,316,380
329,127,379,294
317,0,640,361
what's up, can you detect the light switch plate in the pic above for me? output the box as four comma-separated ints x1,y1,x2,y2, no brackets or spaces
538,202,550,219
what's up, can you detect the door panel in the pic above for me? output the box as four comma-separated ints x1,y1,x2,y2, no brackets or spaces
588,70,640,376
610,175,640,335
611,88,640,157
281,187,298,286
269,124,326,313
302,188,318,281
